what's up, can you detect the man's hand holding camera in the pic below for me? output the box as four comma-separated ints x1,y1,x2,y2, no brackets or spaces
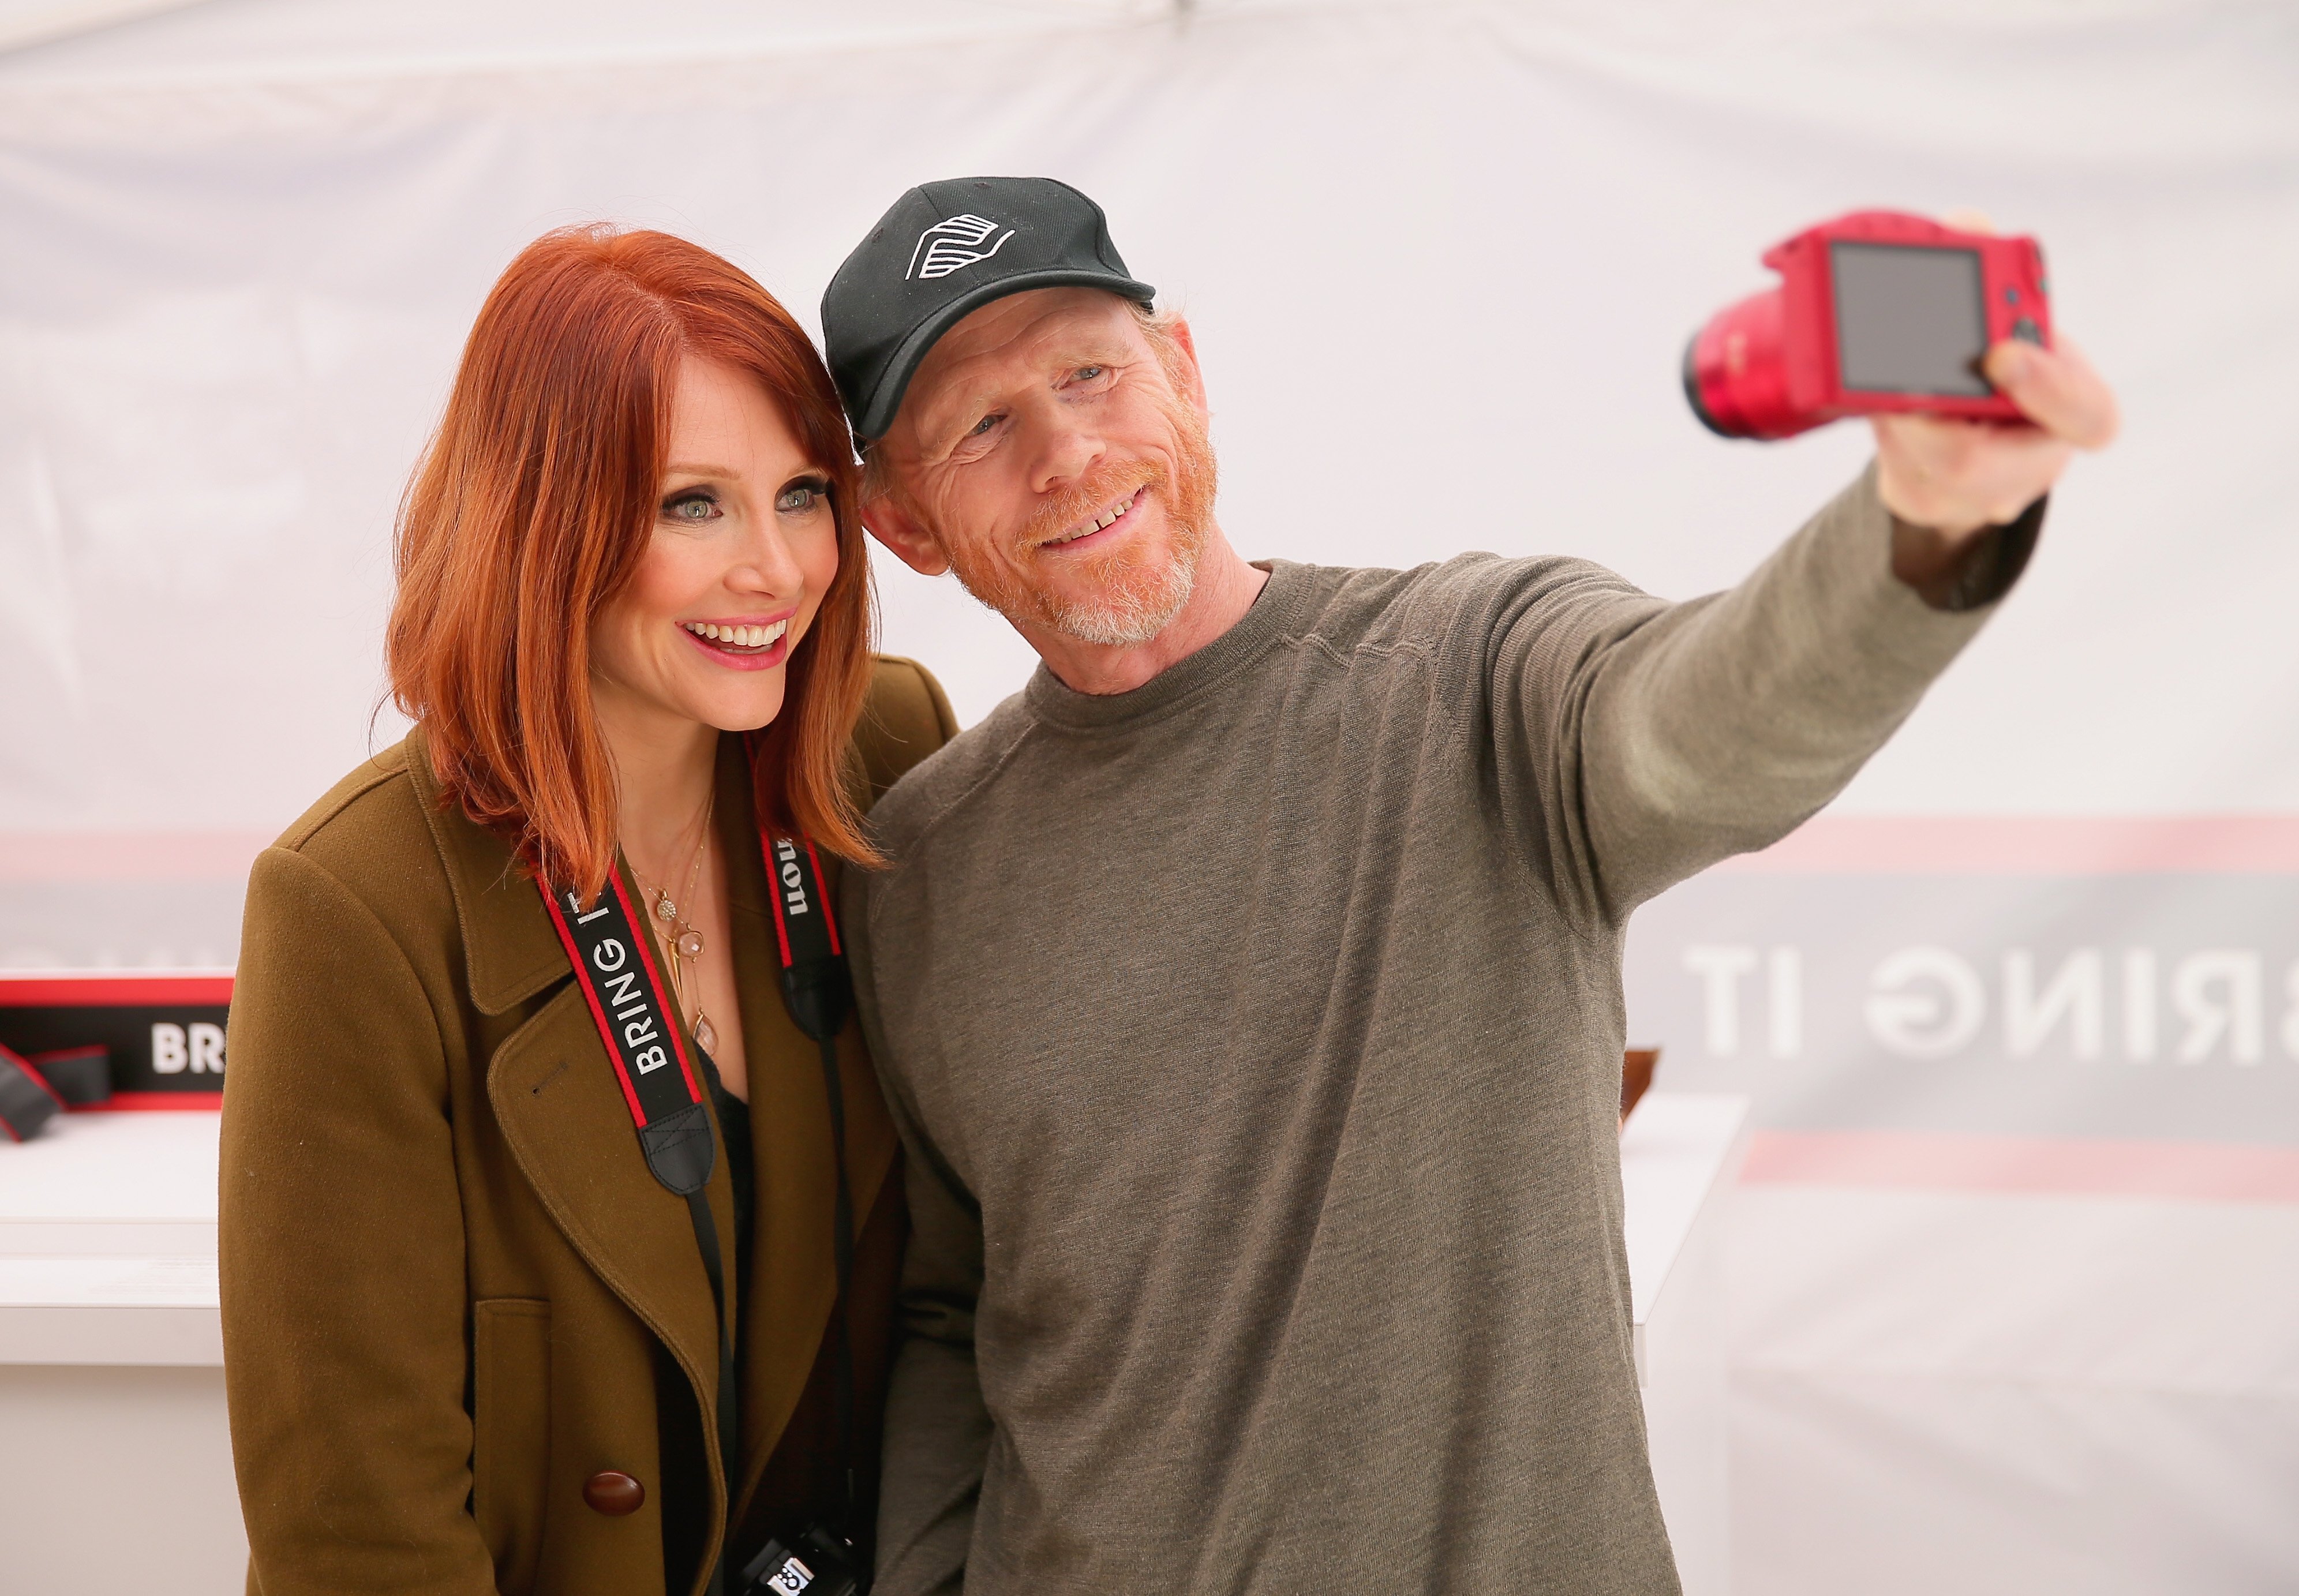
1873,211,2120,589
1878,331,2118,585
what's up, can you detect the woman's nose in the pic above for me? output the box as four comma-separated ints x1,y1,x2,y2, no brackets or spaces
736,520,808,595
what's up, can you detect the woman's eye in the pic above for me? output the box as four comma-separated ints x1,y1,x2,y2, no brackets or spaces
969,413,1001,437
662,491,720,524
776,482,825,514
1076,365,1105,382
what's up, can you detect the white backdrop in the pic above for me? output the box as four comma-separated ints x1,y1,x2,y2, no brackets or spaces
3,2,2296,1589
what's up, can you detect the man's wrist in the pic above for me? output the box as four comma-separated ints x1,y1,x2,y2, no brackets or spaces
1888,494,2048,612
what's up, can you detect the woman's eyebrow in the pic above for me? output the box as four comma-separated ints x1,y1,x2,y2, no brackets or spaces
662,462,737,480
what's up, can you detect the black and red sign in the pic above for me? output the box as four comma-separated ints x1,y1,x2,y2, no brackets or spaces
0,972,232,1112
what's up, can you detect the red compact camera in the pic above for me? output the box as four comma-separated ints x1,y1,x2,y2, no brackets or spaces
1683,210,2050,440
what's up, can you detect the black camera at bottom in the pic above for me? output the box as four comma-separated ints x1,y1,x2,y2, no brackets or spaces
740,1524,864,1595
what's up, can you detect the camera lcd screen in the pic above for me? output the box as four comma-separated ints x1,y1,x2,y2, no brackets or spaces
1830,242,1991,396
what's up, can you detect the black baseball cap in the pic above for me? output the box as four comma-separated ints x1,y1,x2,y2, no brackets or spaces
823,176,1156,443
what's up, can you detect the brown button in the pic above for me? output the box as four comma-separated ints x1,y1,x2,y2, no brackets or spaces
582,1470,645,1516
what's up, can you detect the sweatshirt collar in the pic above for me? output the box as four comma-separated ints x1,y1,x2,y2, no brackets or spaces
1021,559,1310,734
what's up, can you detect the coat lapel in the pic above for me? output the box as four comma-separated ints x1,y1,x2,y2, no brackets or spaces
720,745,901,1520
407,730,731,1430
485,982,731,1396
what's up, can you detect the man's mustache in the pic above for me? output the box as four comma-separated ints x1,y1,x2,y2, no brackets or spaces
1023,459,1167,550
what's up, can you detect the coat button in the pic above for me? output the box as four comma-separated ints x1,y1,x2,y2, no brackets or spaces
582,1471,645,1516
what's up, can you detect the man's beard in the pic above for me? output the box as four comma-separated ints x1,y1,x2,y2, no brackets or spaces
939,395,1219,649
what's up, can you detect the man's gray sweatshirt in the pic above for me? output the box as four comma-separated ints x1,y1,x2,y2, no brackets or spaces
845,471,2025,1594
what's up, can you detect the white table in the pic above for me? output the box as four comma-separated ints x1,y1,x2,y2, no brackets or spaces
1,1095,1749,1594
1624,1092,1753,1596
0,1110,241,1596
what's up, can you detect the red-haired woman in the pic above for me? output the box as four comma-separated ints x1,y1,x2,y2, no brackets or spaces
220,227,954,1596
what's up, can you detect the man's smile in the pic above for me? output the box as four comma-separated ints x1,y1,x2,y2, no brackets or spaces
1041,485,1147,553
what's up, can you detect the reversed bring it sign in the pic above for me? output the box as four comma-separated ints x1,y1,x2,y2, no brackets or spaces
1624,864,2299,1151
1679,941,2292,1065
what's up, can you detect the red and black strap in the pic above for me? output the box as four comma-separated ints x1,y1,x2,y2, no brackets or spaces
541,869,715,1195
761,831,864,1558
0,1043,66,1143
25,1046,111,1108
543,866,740,1596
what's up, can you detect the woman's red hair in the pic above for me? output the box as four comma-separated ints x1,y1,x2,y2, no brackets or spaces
387,226,874,899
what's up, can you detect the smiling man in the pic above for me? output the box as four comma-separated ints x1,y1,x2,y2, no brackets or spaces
823,177,2117,1595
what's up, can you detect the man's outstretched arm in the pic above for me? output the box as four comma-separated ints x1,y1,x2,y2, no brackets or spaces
1495,334,2118,918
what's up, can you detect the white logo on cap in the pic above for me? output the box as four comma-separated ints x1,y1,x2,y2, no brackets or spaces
907,214,1016,281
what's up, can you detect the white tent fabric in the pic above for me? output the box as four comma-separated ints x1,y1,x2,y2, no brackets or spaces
3,1,2296,1587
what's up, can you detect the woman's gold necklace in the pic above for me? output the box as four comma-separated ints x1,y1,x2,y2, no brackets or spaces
632,790,718,1054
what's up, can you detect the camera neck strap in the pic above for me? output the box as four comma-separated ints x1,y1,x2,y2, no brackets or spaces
542,867,716,1194
542,863,742,1595
540,813,865,1590
762,830,863,1546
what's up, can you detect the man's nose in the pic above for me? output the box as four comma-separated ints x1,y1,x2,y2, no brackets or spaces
1027,409,1106,497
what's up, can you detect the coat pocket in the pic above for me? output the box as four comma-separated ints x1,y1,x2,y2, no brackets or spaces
472,1297,552,1595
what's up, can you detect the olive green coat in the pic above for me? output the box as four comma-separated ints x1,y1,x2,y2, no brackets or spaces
220,657,957,1596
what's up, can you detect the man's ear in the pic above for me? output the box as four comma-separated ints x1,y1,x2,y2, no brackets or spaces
1166,317,1210,420
859,487,952,578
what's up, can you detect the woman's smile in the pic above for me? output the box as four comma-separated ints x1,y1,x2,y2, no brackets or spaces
679,610,797,670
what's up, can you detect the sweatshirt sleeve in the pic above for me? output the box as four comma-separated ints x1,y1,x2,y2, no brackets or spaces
845,870,991,1596
220,846,499,1594
1483,465,2034,920
871,1143,993,1595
